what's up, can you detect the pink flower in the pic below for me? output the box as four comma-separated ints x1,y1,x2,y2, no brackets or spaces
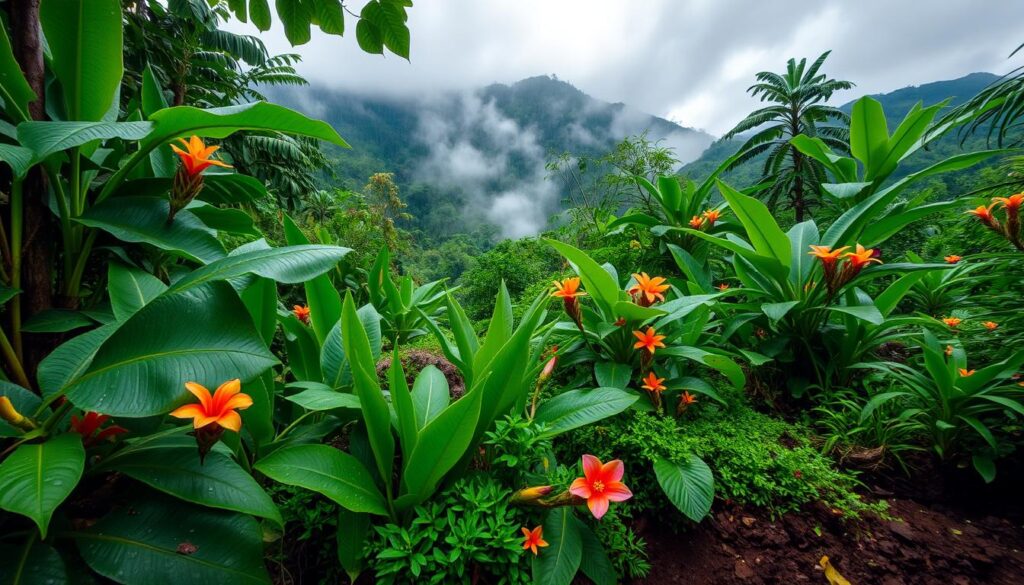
569,454,633,519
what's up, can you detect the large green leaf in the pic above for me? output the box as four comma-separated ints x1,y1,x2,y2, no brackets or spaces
145,101,346,146
340,293,394,489
786,220,819,285
336,508,369,584
321,304,381,389
717,180,791,266
37,323,118,398
533,508,582,585
108,261,168,321
77,197,226,264
283,214,342,343
40,0,123,122
545,238,621,318
534,388,638,438
575,517,615,585
849,96,889,179
168,244,350,294
387,349,418,461
828,304,884,325
100,436,281,525
285,383,361,411
594,361,631,389
0,434,85,538
75,496,270,585
64,283,277,416
0,25,36,122
0,537,68,585
17,121,153,161
255,444,388,515
410,365,449,429
653,454,714,522
400,388,482,508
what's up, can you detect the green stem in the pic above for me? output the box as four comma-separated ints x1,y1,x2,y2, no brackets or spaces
66,230,98,300
0,325,31,390
40,166,75,289
40,401,73,435
273,411,317,442
9,179,22,361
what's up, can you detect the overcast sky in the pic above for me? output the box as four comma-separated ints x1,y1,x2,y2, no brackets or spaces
230,1,1024,136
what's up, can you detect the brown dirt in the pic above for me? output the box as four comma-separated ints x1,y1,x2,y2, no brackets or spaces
637,497,1024,584
375,349,465,397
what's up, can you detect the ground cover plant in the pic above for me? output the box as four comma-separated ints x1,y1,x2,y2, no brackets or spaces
1,2,1024,584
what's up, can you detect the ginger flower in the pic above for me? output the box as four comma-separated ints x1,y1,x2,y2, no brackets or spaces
944,255,962,264
551,277,585,299
716,283,730,291
942,317,962,328
994,193,1024,213
629,272,670,307
966,203,999,229
702,209,722,226
689,215,705,229
521,526,549,555
70,412,127,446
640,372,666,393
809,245,849,268
569,454,633,519
293,305,311,325
680,391,697,406
843,244,881,270
170,379,252,433
958,368,976,377
984,321,999,331
170,136,232,177
633,327,666,354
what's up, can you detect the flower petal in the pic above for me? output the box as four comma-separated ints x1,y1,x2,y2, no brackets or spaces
569,477,591,499
217,410,243,433
581,454,601,481
169,403,205,420
604,482,633,502
223,392,254,412
587,494,609,520
212,379,242,412
184,382,213,411
601,459,624,483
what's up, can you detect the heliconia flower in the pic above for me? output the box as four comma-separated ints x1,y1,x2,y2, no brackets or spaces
702,209,723,226
984,321,999,331
843,244,882,270
944,255,962,264
70,412,127,446
640,372,666,393
629,272,670,307
552,278,586,330
689,215,705,229
942,317,962,328
716,283,730,291
993,193,1024,213
170,136,232,177
958,368,976,377
569,454,633,519
293,304,311,325
808,245,850,266
170,379,253,433
966,203,1000,229
679,391,697,405
521,526,549,555
633,327,666,354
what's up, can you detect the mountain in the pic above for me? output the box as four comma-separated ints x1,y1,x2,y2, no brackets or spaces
271,76,714,240
678,72,1001,186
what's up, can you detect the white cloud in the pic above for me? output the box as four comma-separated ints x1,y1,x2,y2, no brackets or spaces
229,1,1024,135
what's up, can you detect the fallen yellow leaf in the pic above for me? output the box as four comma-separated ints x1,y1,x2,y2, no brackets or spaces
820,555,851,585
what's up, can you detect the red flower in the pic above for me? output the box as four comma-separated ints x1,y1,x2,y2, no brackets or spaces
70,412,127,446
293,305,311,325
170,136,232,177
521,526,549,555
569,454,633,519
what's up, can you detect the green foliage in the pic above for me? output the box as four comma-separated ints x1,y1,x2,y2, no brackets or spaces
456,238,562,321
592,510,651,581
367,476,531,585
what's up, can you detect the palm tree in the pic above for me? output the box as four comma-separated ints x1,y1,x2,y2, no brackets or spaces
721,51,853,220
940,42,1024,148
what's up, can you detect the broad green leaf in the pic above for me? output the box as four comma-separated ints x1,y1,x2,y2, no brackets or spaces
828,304,884,325
401,388,482,507
77,197,226,264
341,293,394,489
660,346,745,390
535,388,639,438
250,0,272,30
786,220,819,284
594,362,631,389
0,143,33,179
859,201,960,247
101,436,281,525
285,383,361,411
315,0,345,34
410,365,449,429
533,508,582,585
761,301,799,323
576,517,615,585
717,180,791,266
0,434,85,538
388,349,418,460
21,309,95,333
283,214,342,343
546,238,621,318
654,454,714,522
336,508,368,584
18,121,152,161
168,244,350,294
75,496,270,584
108,261,167,321
40,0,123,122
849,96,889,179
277,0,312,45
973,455,996,484
37,323,118,398
188,203,259,236
280,314,322,382
0,24,35,122
255,444,388,515
321,304,381,389
0,537,68,585
240,276,277,345
144,101,347,148
65,283,277,416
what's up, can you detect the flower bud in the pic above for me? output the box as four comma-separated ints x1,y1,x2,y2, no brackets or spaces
0,396,35,431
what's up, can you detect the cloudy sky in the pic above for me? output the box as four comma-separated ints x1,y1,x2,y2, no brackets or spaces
230,1,1024,136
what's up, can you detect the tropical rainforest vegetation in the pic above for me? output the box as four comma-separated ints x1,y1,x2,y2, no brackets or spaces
0,1,1023,584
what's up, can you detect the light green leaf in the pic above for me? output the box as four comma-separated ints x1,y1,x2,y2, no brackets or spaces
653,454,714,522
594,362,632,389
535,388,638,438
108,261,167,321
533,508,582,585
410,365,449,429
285,384,361,411
401,388,482,507
0,434,85,538
255,444,388,515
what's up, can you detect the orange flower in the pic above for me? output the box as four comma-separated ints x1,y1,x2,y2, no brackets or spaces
293,305,311,325
640,372,666,393
633,327,666,354
702,209,722,226
170,379,253,432
170,136,232,177
944,255,962,264
984,321,999,331
551,277,586,299
993,193,1024,213
966,203,999,229
680,391,697,405
808,245,849,266
569,454,633,519
716,283,730,291
843,244,881,269
942,317,962,328
521,526,549,555
629,272,670,306
944,345,954,357
70,412,127,446
958,368,975,377
689,215,705,229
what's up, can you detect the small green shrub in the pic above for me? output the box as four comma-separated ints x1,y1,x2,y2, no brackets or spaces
367,476,533,585
594,509,652,580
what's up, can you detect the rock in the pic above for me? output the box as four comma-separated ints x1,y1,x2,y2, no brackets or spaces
734,559,755,579
888,520,916,543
